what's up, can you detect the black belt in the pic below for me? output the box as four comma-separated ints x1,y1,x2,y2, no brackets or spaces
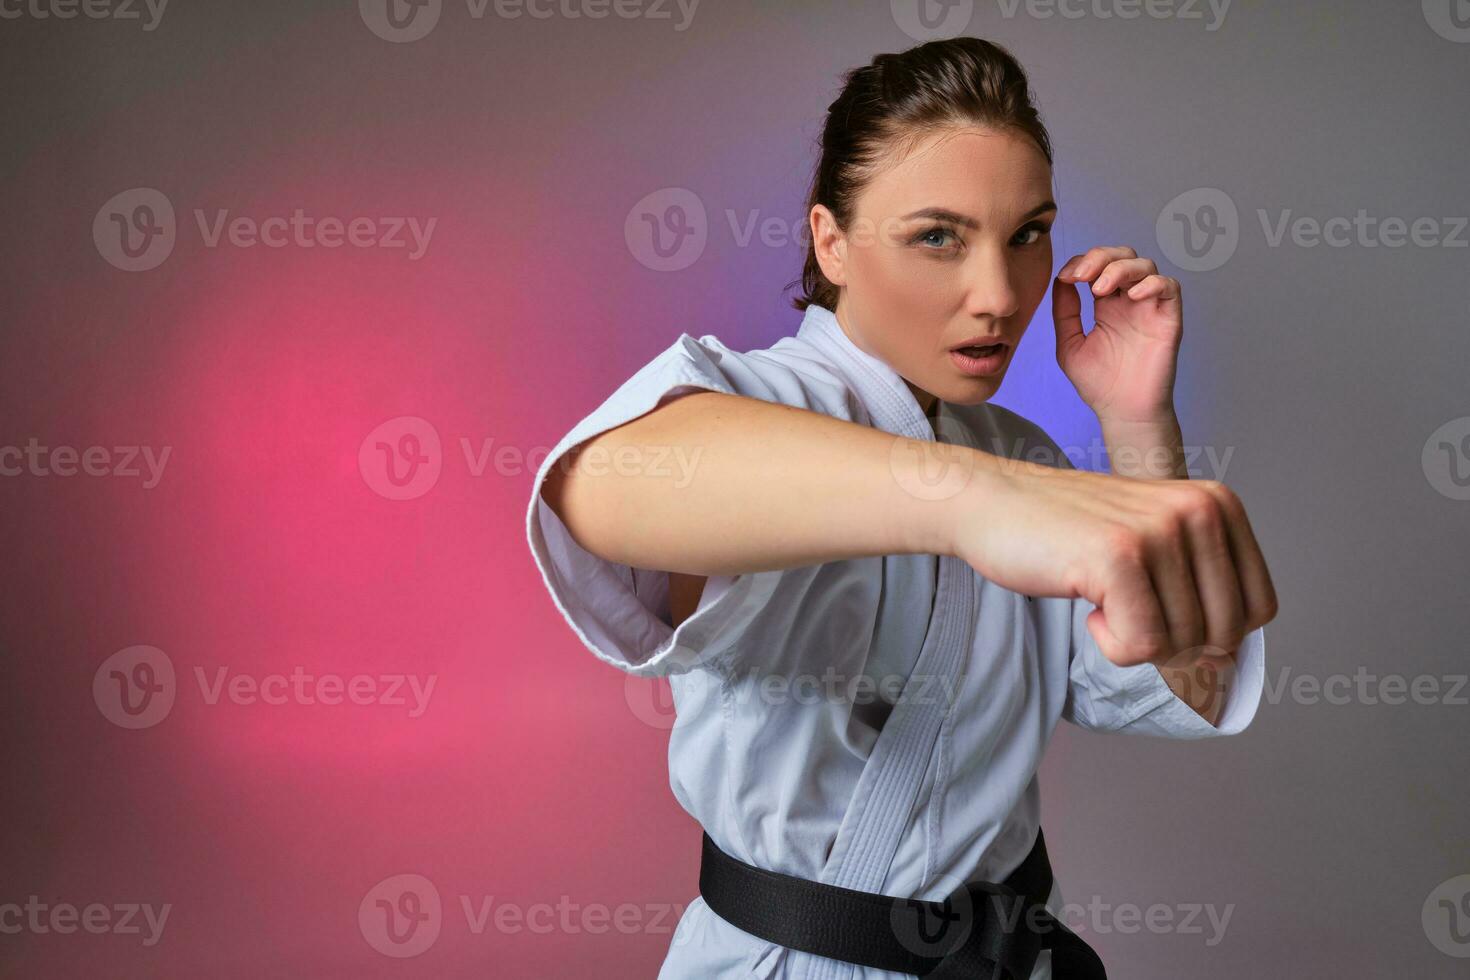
698,827,1106,979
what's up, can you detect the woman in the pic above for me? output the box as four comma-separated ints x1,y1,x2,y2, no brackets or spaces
526,37,1277,980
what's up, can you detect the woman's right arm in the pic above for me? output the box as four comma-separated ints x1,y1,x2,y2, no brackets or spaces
539,390,960,575
539,389,1277,668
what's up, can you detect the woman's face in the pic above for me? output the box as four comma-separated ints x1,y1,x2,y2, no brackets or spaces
812,125,1056,414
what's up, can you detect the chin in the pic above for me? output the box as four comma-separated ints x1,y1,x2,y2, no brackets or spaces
940,376,1005,406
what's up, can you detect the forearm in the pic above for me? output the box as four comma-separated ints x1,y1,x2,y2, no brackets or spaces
539,390,988,576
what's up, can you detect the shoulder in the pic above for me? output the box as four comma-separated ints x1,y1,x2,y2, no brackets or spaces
656,331,866,423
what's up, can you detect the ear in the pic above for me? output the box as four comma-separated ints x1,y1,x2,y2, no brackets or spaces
809,205,848,288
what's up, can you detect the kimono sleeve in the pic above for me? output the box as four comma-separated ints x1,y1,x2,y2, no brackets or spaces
524,333,797,678
1062,605,1267,738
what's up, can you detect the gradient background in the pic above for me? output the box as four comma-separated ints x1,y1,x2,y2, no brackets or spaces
2,1,1468,977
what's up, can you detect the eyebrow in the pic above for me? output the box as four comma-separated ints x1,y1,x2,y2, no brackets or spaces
900,201,1058,228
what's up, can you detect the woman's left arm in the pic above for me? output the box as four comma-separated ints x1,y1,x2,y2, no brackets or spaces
1052,245,1231,724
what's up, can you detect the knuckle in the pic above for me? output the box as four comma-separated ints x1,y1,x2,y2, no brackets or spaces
1135,636,1170,661
1180,621,1206,650
1102,526,1147,565
1197,478,1241,511
1151,510,1187,543
1211,625,1246,655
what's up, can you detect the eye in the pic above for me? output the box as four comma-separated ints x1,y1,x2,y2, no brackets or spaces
912,225,959,250
1011,221,1053,247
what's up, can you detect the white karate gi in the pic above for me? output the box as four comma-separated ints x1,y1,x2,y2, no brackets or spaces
525,302,1267,980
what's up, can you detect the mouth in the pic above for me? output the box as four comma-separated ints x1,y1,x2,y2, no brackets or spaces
948,342,1009,377
952,342,1005,358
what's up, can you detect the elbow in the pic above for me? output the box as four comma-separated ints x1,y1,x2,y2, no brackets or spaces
539,444,616,561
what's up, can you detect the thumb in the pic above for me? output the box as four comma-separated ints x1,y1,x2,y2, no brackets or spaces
1052,275,1086,362
1084,606,1128,664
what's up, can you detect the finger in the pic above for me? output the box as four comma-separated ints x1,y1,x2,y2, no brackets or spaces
1145,522,1207,662
1091,257,1158,296
1200,482,1280,630
1052,275,1085,358
1180,489,1248,658
1058,245,1138,284
1125,273,1180,303
1088,542,1171,667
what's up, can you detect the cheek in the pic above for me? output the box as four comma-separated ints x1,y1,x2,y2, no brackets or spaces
1016,247,1054,309
853,243,953,314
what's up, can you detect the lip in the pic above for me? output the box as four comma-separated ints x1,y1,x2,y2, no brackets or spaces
948,335,1008,351
949,344,1008,378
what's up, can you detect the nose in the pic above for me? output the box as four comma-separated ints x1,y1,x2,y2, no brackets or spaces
962,246,1020,321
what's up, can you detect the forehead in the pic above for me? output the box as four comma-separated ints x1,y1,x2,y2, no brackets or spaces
855,126,1053,216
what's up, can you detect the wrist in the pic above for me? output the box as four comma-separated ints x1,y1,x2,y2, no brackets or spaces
1096,409,1180,433
1099,413,1186,480
905,443,1011,559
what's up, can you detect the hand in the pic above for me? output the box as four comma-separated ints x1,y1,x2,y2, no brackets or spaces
949,458,1278,668
1054,245,1182,424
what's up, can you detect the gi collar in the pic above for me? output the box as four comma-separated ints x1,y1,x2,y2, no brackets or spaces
795,303,936,442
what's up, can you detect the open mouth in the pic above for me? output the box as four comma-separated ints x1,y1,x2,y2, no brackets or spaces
953,343,1005,357
949,341,1009,377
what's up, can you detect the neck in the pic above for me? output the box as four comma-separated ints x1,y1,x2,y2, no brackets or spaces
830,299,939,420
907,380,939,419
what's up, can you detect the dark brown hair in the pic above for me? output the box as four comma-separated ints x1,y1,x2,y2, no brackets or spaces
788,37,1054,312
